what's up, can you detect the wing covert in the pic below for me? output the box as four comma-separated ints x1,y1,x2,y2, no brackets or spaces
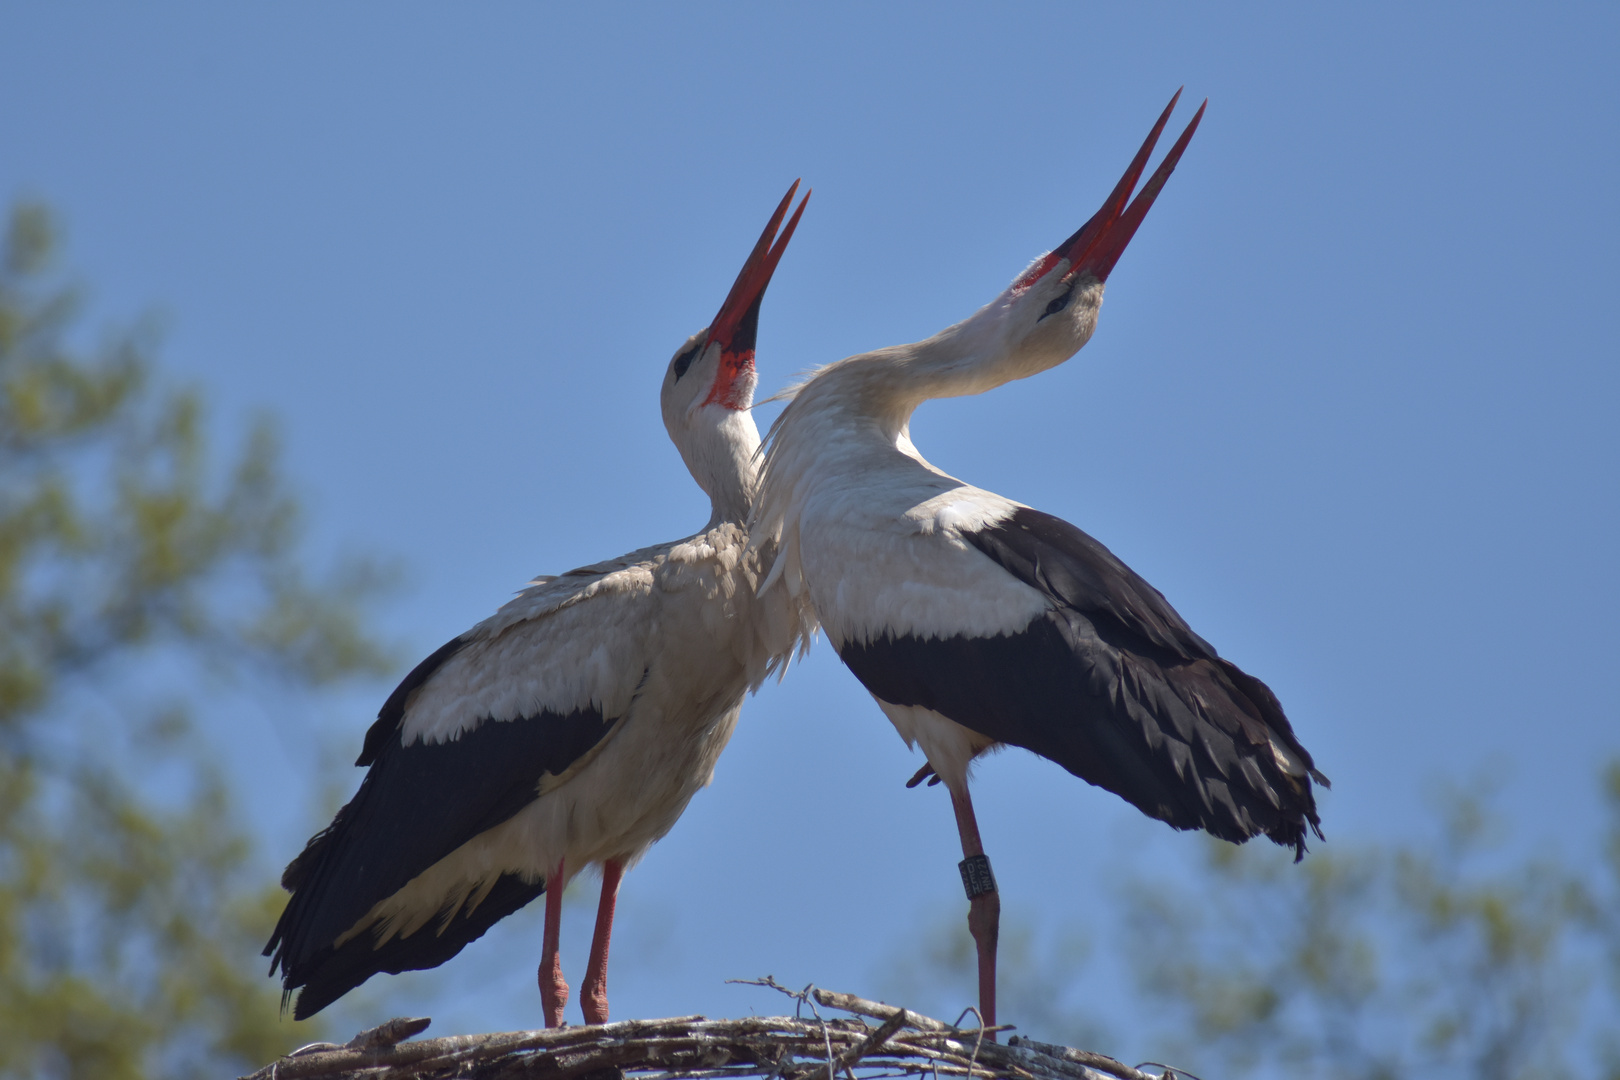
961,505,1217,661
268,556,666,1007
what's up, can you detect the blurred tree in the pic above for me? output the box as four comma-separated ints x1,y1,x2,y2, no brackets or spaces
892,766,1620,1080
1125,768,1619,1080
0,202,395,1080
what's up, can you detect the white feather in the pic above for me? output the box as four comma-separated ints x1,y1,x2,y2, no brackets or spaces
875,699,995,797
332,330,817,952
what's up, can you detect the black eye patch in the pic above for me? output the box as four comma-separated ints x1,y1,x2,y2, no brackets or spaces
672,342,702,380
1039,290,1073,321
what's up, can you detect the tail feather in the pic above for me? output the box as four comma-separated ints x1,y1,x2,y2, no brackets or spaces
282,871,545,1020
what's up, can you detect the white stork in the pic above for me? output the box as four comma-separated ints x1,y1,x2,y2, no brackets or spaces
266,183,813,1026
752,95,1327,1030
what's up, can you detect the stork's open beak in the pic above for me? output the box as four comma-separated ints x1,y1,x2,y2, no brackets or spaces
702,180,810,408
1015,90,1205,292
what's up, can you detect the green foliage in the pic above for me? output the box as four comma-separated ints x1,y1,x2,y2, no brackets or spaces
0,202,395,1079
1125,778,1615,1080
892,772,1620,1079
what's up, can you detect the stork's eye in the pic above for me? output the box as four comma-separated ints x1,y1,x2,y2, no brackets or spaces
672,343,701,380
1039,291,1073,320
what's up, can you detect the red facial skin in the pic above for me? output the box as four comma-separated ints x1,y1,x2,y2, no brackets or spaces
1014,90,1205,295
702,180,810,409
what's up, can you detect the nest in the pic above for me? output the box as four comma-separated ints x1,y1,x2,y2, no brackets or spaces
243,983,1179,1080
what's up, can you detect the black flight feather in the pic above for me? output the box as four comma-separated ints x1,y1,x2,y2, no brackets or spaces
839,506,1325,858
266,634,619,1018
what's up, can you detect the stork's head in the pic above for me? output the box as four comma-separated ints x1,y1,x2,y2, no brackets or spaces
661,180,808,431
661,181,808,519
985,92,1205,379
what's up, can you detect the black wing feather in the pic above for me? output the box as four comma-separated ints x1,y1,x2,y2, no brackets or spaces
286,871,544,1020
840,506,1326,857
968,505,1218,661
265,635,617,1017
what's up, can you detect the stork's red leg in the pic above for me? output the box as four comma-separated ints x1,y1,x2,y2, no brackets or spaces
538,857,570,1027
950,788,999,1037
579,858,624,1026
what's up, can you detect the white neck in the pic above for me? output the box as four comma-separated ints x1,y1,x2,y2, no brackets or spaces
752,265,1104,580
676,404,761,528
792,275,1104,444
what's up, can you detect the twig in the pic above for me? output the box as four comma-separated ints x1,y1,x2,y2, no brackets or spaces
730,976,841,1080
242,989,1143,1080
1004,1037,1155,1080
787,1009,909,1080
1132,1064,1203,1080
242,1015,706,1080
810,991,954,1034
348,1016,433,1050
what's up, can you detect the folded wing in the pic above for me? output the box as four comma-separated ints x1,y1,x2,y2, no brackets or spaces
265,557,663,1018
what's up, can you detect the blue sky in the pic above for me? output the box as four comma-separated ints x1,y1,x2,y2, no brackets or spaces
4,1,1617,1056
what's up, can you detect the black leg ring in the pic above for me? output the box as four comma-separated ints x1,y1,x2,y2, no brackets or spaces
959,855,997,900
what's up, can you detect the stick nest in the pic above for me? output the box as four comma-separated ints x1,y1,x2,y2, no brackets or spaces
242,983,1176,1080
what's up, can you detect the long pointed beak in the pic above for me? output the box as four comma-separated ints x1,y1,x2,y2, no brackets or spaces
708,179,811,360
1014,91,1205,291
699,180,809,409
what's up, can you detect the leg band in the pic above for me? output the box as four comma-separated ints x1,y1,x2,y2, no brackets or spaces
958,854,997,900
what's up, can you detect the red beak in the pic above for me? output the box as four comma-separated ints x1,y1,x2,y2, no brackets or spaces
702,181,810,409
1014,90,1205,291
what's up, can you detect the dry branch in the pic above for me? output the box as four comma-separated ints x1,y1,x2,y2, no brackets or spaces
242,988,1174,1080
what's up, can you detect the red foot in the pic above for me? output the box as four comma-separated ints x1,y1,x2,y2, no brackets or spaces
580,859,623,1026
539,858,570,1027
581,985,609,1027
967,889,1000,1037
538,948,570,1027
950,787,1000,1040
